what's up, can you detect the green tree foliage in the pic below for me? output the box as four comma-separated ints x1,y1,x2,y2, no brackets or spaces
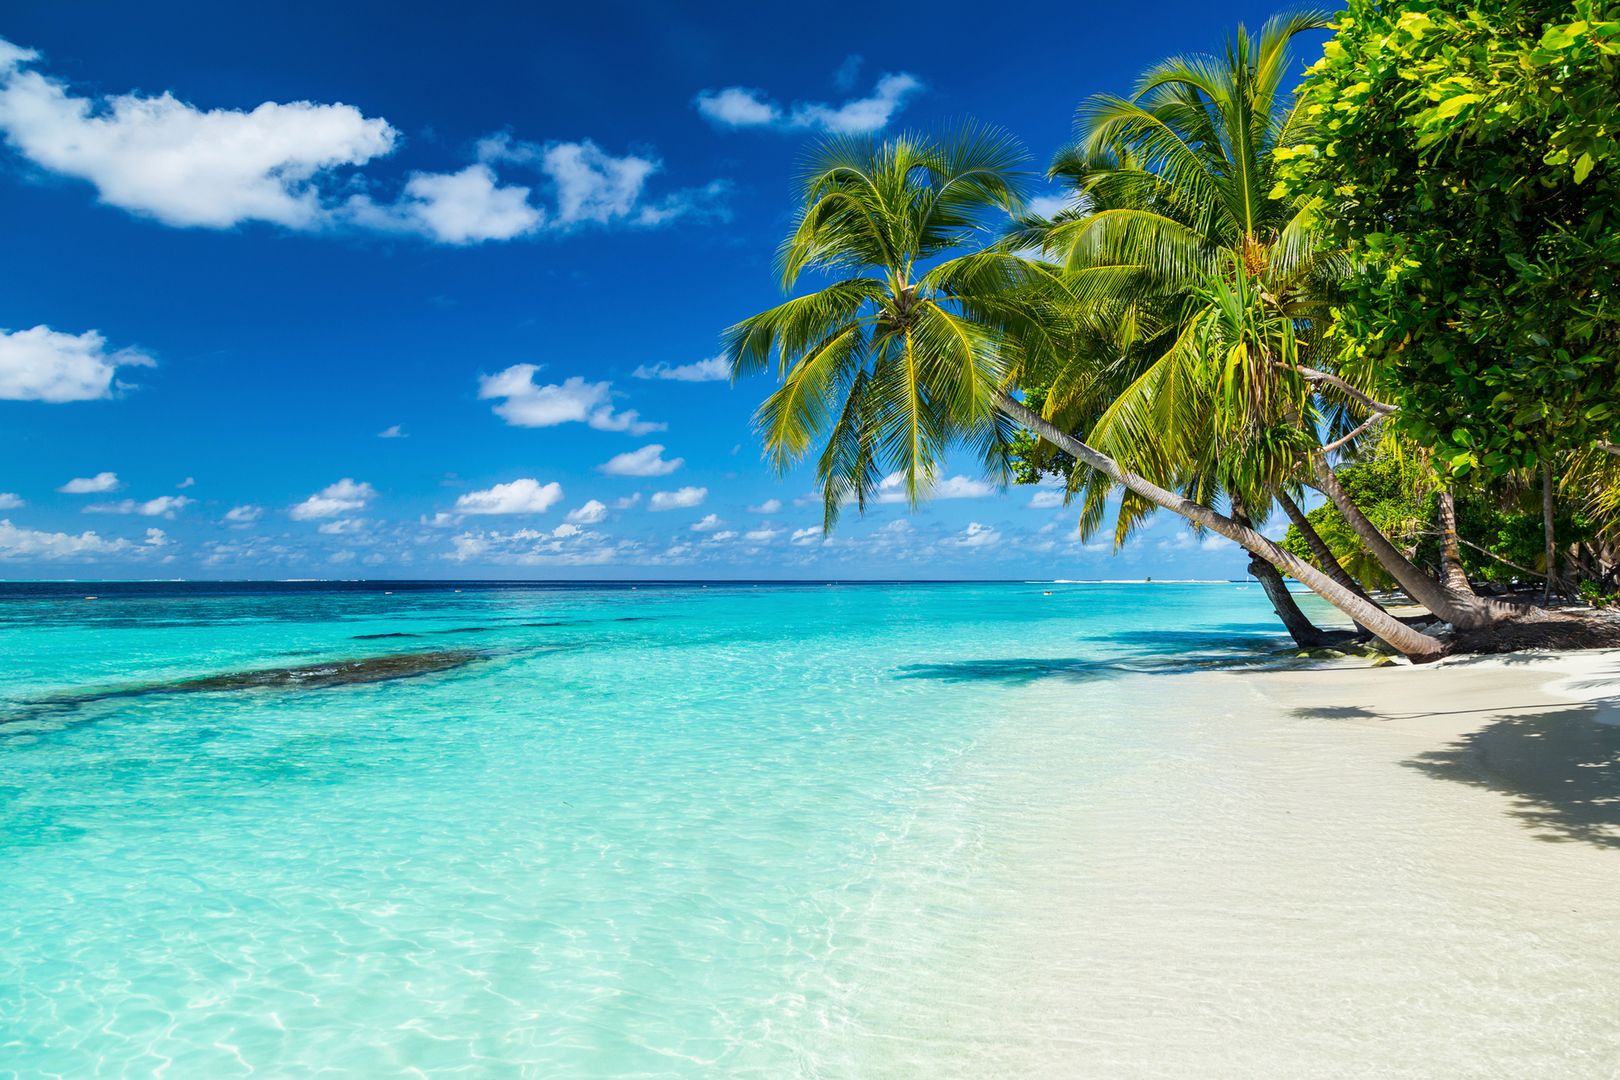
1277,0,1620,476
1282,455,1596,588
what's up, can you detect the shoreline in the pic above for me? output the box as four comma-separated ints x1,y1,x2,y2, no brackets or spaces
873,648,1620,1077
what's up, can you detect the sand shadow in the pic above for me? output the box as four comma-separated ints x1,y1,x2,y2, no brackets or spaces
894,657,1116,686
894,647,1292,686
1404,707,1620,849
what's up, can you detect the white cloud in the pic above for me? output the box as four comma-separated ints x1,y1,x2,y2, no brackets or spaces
748,498,783,514
317,517,368,535
347,163,544,244
58,471,119,494
543,140,657,226
612,493,642,509
377,424,404,439
566,499,608,524
692,87,782,127
0,493,22,509
944,521,999,548
0,517,162,559
0,39,397,229
649,486,707,511
85,494,192,518
695,73,923,134
224,504,262,524
1029,489,1065,509
0,39,725,243
478,364,663,434
708,530,738,542
453,477,564,515
0,325,153,402
791,526,823,545
478,134,726,229
290,478,375,520
445,521,640,567
875,472,995,503
1027,194,1073,218
176,476,195,488
601,444,683,477
632,355,730,382
743,527,782,543
690,513,722,532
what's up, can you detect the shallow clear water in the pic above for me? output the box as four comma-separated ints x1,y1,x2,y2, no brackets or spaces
0,580,1290,1076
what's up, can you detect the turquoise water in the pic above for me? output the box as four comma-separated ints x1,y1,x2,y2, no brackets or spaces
0,581,1296,1076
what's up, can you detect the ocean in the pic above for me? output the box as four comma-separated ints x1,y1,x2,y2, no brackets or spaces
0,580,1296,1075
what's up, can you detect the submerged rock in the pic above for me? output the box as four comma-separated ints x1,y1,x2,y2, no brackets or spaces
154,649,483,693
11,649,483,722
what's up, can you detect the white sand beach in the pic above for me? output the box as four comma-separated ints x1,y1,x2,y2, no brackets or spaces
862,650,1620,1078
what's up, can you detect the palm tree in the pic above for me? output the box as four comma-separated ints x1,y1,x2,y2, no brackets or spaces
1021,10,1520,631
723,127,1447,660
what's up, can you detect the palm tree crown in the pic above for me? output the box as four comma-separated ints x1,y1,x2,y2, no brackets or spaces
1021,10,1344,542
725,127,1052,525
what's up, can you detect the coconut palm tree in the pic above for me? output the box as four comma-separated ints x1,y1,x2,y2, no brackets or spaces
723,127,1447,660
1021,9,1521,630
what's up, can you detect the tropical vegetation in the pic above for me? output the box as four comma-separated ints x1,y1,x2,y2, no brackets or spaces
723,1,1620,662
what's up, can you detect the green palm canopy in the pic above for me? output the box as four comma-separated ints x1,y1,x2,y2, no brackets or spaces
723,127,1063,526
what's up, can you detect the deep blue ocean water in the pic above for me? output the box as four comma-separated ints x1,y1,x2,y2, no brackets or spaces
0,580,1303,1076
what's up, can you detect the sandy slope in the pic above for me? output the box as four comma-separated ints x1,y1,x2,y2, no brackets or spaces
865,651,1620,1078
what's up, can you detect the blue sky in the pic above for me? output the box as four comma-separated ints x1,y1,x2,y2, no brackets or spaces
0,1,1307,580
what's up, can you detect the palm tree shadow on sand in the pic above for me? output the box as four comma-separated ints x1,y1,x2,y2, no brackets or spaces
1401,706,1620,850
894,634,1288,686
1292,696,1620,851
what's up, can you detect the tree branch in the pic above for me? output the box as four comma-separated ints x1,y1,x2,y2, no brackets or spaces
1319,412,1385,454
1278,362,1398,415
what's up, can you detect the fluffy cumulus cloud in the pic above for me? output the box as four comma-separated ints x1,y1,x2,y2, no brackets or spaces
479,365,663,434
223,504,263,524
0,517,166,560
377,424,404,438
0,39,396,229
347,163,544,244
0,326,153,402
874,472,995,504
58,471,119,494
0,37,725,244
695,73,922,134
566,499,608,524
649,486,706,511
632,355,730,383
85,494,192,518
690,513,722,532
290,478,376,520
748,498,783,514
600,444,683,477
0,493,22,509
453,477,564,515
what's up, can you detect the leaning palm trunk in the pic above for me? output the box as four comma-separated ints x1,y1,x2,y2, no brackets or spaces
1275,490,1381,637
1232,500,1331,647
1247,554,1333,647
999,393,1448,660
1308,451,1517,630
1276,489,1383,604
